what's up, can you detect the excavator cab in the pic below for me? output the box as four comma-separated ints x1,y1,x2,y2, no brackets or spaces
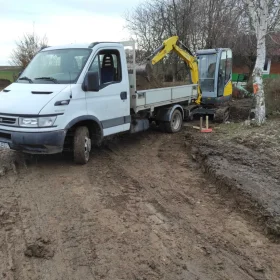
196,48,232,106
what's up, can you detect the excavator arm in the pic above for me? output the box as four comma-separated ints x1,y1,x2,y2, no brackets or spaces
148,36,202,104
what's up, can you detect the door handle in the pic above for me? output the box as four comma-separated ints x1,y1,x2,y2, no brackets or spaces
120,91,127,100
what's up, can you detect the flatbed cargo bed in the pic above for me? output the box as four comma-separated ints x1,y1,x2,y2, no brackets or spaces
131,84,197,113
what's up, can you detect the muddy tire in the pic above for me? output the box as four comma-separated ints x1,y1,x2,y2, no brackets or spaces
73,126,91,164
165,109,183,133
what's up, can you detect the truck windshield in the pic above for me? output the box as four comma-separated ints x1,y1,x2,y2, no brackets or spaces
197,53,217,92
17,48,92,84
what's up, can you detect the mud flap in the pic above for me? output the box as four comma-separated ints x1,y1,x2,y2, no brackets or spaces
130,119,150,133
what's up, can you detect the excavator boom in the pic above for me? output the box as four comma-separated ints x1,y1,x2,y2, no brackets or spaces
148,36,201,104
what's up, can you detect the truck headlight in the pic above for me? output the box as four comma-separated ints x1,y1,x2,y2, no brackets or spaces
38,116,57,127
19,116,57,127
19,118,38,127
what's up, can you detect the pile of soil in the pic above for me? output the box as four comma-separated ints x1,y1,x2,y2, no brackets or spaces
229,98,253,122
136,74,163,91
186,117,280,236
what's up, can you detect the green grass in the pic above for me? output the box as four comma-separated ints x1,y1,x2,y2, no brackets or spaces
0,70,20,82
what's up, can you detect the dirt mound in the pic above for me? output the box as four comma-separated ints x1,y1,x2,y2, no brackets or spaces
0,149,27,176
186,118,280,236
135,62,163,90
136,74,162,90
229,98,253,122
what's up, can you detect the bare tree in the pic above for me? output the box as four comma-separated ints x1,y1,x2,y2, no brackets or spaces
126,0,199,81
245,0,280,125
125,0,244,81
10,33,48,69
125,0,279,91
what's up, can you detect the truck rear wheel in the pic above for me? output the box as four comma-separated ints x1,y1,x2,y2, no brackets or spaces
73,126,91,164
165,109,183,133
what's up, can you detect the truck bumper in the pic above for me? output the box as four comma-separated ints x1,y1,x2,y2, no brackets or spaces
0,129,66,154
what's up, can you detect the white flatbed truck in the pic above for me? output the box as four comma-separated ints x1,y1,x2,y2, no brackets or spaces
0,41,197,164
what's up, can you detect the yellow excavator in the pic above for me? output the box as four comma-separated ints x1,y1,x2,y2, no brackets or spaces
145,36,233,122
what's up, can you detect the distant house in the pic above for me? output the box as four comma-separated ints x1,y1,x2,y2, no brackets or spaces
232,35,280,83
232,56,280,83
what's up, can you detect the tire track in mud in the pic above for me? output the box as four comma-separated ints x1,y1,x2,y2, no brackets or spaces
86,151,165,280
0,165,36,280
0,154,100,280
90,157,186,278
102,132,276,280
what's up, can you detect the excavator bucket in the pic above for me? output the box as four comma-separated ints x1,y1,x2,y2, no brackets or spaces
134,43,165,81
135,62,153,81
134,61,162,90
133,44,166,90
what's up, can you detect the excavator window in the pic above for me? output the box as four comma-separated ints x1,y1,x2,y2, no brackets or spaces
207,63,216,78
198,53,217,93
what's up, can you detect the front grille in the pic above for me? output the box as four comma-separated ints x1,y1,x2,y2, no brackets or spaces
1,117,16,124
0,115,18,126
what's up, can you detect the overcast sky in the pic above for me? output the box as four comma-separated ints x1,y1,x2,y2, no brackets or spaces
0,0,140,65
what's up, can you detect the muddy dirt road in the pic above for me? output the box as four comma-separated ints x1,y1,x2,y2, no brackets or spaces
1,129,280,280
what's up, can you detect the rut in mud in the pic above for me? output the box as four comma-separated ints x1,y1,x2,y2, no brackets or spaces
0,129,280,280
187,117,280,237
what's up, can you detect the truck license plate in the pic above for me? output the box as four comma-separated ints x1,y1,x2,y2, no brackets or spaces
0,142,10,149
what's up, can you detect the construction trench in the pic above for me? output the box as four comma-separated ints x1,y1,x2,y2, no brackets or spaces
0,100,280,280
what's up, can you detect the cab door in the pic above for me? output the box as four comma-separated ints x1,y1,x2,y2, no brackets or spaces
217,49,232,98
84,48,130,136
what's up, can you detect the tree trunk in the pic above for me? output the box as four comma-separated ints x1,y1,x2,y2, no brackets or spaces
252,36,266,125
246,0,268,125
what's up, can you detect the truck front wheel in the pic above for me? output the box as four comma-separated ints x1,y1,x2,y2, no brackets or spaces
73,126,91,164
165,109,183,133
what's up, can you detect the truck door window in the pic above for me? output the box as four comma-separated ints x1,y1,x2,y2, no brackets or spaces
88,50,122,88
89,56,100,73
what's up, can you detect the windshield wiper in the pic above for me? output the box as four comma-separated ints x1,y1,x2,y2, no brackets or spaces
35,77,59,84
18,76,33,83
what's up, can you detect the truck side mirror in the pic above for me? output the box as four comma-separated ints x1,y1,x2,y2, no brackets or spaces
82,72,99,92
